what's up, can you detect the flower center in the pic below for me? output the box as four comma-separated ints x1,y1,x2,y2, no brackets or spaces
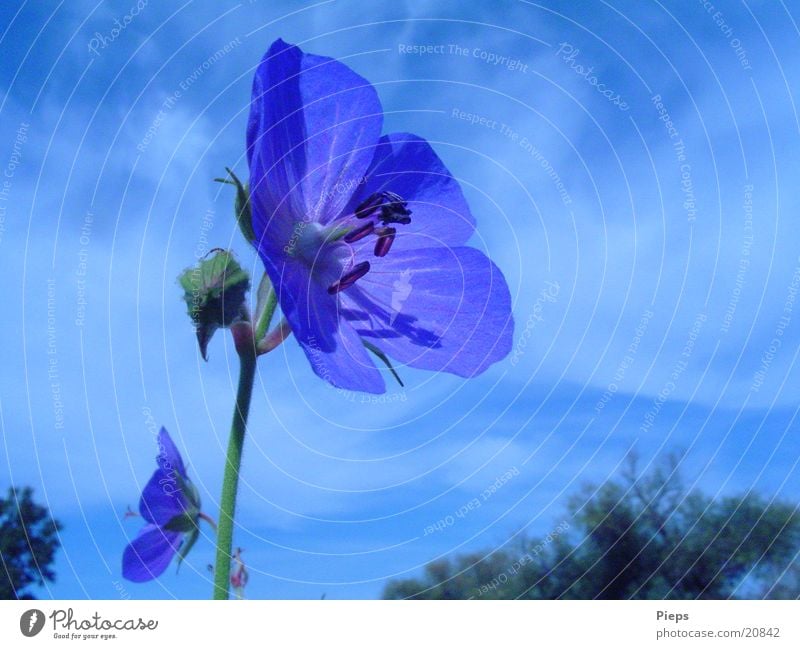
325,192,412,295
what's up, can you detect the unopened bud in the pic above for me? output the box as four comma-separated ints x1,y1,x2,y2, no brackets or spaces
178,250,250,360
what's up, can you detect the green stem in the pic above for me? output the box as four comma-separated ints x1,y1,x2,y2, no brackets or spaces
212,340,257,600
254,283,277,343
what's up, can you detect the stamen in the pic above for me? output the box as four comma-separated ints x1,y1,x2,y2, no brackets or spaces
343,221,375,243
347,191,411,260
354,191,412,225
379,191,412,225
354,194,384,219
373,227,396,258
328,261,371,294
380,208,411,226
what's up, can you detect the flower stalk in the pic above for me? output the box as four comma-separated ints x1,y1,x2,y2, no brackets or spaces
212,321,258,600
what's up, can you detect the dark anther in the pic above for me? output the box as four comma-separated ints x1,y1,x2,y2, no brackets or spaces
328,261,371,294
354,191,412,226
373,227,396,258
378,191,412,225
354,193,384,219
343,221,375,243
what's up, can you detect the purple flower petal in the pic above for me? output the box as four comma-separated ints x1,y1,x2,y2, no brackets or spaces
248,39,383,258
296,315,386,393
156,427,186,478
343,247,513,377
138,468,188,526
265,254,385,393
122,525,182,583
138,428,190,525
246,41,514,392
343,133,476,250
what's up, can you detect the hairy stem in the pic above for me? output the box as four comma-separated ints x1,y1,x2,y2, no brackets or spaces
254,277,277,344
212,326,257,599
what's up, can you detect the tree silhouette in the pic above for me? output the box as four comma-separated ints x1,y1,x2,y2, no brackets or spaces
384,455,800,599
0,486,62,599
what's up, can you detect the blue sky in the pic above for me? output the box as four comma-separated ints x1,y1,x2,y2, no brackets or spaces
1,0,800,599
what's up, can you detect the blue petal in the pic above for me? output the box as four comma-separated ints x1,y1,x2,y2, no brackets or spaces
265,254,386,393
248,39,383,256
343,247,514,377
138,428,189,525
138,468,188,525
344,133,476,250
156,427,186,478
122,525,182,583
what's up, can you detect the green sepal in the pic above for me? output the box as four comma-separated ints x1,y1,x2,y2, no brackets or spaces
176,526,200,572
215,167,255,244
163,511,200,533
176,472,201,511
178,250,250,360
362,340,404,387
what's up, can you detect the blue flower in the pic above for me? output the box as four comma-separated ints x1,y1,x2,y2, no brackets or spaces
122,428,202,583
247,39,514,393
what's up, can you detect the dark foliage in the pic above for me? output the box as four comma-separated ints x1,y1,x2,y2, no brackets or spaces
0,486,62,599
384,455,800,600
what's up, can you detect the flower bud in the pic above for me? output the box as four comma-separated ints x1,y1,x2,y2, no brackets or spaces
179,250,250,360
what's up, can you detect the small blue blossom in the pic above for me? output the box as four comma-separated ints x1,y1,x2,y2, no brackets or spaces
122,428,203,583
